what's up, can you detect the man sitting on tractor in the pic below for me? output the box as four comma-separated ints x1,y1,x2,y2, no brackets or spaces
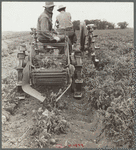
55,5,77,49
37,2,61,43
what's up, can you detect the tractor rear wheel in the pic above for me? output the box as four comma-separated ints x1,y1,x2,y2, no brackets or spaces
80,21,86,52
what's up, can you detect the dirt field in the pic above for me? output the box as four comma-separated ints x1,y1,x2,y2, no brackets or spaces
2,28,134,148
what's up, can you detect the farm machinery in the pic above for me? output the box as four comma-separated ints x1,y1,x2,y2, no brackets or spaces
16,21,99,102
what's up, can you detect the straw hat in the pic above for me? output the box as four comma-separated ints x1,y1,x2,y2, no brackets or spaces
43,2,55,8
57,5,66,11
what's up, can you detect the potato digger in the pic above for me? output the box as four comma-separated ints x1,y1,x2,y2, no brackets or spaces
16,21,99,103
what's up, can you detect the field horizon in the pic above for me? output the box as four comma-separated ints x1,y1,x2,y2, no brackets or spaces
2,27,134,33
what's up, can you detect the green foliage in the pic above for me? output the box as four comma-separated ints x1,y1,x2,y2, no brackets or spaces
117,22,128,29
82,28,134,148
30,108,69,148
99,97,134,148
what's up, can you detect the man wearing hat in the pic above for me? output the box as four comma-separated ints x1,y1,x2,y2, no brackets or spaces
37,2,61,43
55,5,77,48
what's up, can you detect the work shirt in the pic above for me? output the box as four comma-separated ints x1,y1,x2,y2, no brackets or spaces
37,9,54,40
56,11,73,29
56,11,77,44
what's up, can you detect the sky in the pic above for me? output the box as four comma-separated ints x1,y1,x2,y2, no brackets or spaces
2,2,134,31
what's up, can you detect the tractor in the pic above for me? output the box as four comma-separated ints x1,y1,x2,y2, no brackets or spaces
16,21,99,103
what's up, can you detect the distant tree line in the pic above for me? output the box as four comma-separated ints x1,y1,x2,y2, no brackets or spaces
72,20,128,30
117,21,128,29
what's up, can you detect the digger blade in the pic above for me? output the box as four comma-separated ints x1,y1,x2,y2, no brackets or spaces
22,62,45,102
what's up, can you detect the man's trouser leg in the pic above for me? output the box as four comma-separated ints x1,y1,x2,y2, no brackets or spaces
68,38,72,54
56,29,76,45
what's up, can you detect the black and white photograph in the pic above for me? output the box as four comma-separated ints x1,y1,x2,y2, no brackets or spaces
2,1,134,148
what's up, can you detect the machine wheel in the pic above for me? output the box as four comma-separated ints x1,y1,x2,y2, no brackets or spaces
80,21,86,52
